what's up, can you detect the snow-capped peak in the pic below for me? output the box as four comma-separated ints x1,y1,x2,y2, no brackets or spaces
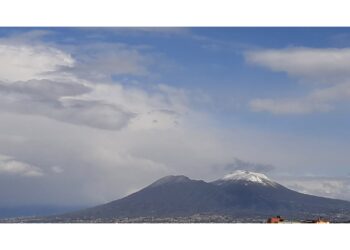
217,170,277,186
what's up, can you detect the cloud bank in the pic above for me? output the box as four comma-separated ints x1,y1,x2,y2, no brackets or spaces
246,47,350,114
0,31,239,206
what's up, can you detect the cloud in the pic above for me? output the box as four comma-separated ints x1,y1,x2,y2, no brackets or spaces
249,82,350,114
0,39,194,131
51,166,64,174
0,30,155,82
56,99,136,130
0,34,231,205
0,79,90,102
66,43,153,81
0,155,44,177
224,158,275,173
1,100,350,205
0,111,239,205
249,97,333,114
0,78,188,131
0,42,74,82
0,34,180,130
245,47,350,114
245,47,350,82
278,176,350,201
71,82,191,131
0,79,136,130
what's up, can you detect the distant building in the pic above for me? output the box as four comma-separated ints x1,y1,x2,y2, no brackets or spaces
267,215,284,223
302,217,330,224
267,216,330,224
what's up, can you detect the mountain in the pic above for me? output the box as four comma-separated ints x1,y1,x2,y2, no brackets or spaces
212,170,350,215
62,175,233,219
58,170,350,221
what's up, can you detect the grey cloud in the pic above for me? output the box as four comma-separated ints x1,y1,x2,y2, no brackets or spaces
62,43,153,81
156,109,180,115
0,79,90,103
0,79,135,130
0,112,174,206
249,97,333,115
55,99,136,130
224,158,275,173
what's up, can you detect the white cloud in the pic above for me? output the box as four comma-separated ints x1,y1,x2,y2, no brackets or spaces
245,47,350,82
0,33,185,130
246,47,350,114
0,43,74,82
0,154,44,177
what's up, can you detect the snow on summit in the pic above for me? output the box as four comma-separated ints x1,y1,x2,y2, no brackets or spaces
218,170,277,186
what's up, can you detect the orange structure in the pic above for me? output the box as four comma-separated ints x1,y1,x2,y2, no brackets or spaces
267,215,284,223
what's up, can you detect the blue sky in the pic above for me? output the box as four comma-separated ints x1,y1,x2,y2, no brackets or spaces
0,27,350,205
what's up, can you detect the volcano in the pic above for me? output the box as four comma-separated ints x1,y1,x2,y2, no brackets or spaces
59,170,350,221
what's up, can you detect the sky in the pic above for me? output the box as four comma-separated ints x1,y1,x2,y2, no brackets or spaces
0,27,350,207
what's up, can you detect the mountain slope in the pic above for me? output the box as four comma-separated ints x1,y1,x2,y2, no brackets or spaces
63,175,234,219
60,171,350,220
212,171,350,214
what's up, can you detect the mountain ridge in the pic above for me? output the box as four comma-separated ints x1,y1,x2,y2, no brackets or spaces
57,170,350,221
